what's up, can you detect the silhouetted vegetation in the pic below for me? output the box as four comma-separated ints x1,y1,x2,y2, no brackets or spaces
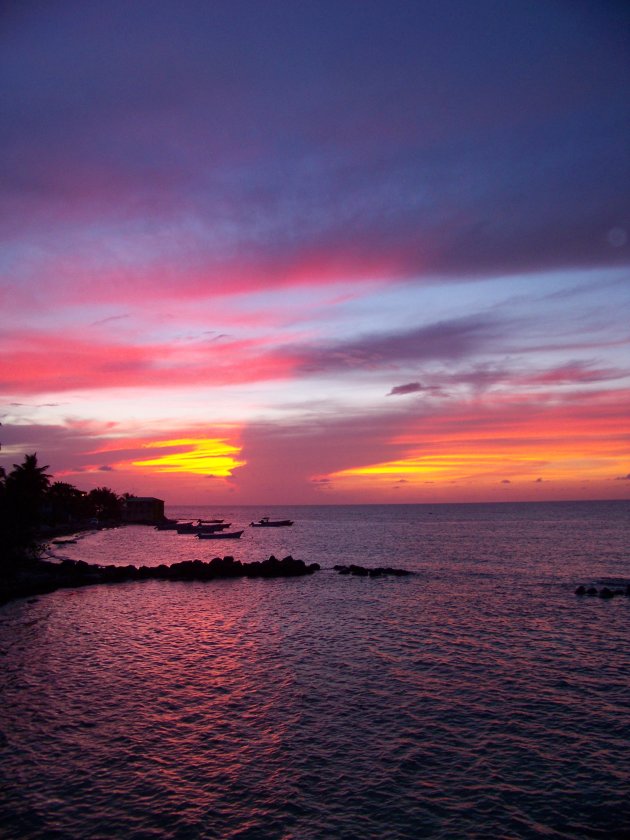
0,453,123,571
1,454,51,569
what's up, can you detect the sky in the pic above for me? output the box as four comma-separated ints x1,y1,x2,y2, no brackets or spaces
1,0,629,505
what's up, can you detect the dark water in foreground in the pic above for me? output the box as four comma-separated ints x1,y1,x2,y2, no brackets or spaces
1,501,629,839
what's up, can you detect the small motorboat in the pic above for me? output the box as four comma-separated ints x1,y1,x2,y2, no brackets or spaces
249,517,293,527
177,522,231,534
155,518,183,530
197,530,244,539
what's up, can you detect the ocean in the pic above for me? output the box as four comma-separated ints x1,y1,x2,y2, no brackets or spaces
1,501,628,839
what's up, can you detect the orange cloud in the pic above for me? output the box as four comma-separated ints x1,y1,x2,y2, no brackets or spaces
317,389,630,496
130,437,246,476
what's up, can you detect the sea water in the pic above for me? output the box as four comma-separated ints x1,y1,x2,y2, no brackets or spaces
1,501,628,838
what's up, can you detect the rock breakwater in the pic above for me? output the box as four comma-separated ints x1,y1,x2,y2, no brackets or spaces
333,563,412,577
0,555,321,605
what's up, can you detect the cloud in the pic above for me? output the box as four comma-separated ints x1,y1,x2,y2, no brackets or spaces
0,329,298,394
1,312,515,396
296,315,506,373
615,474,630,481
522,361,625,387
388,382,423,396
98,465,114,471
501,479,511,484
1,2,628,325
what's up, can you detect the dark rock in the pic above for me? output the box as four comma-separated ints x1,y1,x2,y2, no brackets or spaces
575,585,586,595
599,587,614,599
586,587,598,595
335,563,412,577
1,550,324,605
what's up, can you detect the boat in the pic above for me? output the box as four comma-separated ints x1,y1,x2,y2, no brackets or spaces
249,517,293,527
197,530,244,540
154,518,183,530
176,523,231,534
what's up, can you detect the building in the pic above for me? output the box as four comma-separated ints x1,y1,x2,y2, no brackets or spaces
122,496,165,524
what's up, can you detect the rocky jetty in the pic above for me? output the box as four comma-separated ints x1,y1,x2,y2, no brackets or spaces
575,582,630,599
0,555,321,605
333,563,412,577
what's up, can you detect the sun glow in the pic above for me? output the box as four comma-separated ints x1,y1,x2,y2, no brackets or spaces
131,438,246,476
323,437,626,490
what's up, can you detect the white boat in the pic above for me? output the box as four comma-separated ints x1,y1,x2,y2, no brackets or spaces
197,530,244,540
249,517,293,527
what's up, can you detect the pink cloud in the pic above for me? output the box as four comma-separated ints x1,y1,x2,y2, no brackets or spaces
1,330,299,394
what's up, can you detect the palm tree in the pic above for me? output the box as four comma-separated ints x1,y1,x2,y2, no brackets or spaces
48,481,88,524
6,453,51,501
1,454,52,567
87,487,122,521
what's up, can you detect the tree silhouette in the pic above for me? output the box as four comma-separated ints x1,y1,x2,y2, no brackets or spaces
87,487,122,521
48,481,89,524
1,453,51,568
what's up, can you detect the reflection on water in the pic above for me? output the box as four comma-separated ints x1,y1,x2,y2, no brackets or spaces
1,502,629,838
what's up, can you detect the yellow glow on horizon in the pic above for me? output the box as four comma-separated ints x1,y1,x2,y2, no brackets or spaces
132,437,246,476
324,443,624,488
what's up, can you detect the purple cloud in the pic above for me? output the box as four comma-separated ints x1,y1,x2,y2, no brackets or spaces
297,315,505,373
388,382,423,396
1,0,628,311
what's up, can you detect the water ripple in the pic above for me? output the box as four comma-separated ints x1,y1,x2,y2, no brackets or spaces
1,502,629,838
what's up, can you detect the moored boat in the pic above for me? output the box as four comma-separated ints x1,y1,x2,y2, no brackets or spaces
249,517,293,527
197,530,244,539
154,518,182,530
176,522,231,534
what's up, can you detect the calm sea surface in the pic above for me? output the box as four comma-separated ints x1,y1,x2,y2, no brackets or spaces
1,501,629,839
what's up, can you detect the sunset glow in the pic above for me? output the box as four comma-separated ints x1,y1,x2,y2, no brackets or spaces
1,2,628,504
131,439,246,477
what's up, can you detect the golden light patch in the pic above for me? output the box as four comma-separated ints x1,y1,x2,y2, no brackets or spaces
132,438,246,476
325,442,623,488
